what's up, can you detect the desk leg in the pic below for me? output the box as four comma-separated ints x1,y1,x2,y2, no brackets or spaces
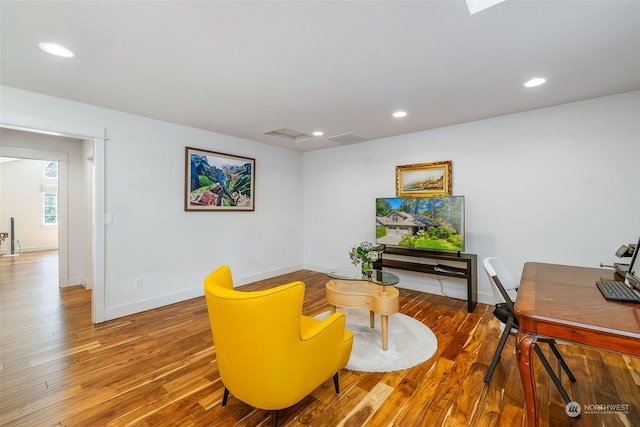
369,310,375,328
330,305,336,314
381,315,388,351
516,330,539,427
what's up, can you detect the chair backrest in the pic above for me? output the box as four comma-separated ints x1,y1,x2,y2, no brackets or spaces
483,257,518,309
203,265,346,410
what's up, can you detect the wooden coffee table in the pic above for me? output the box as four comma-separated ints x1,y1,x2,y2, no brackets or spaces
325,268,400,350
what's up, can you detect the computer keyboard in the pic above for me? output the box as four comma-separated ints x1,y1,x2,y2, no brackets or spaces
596,280,640,302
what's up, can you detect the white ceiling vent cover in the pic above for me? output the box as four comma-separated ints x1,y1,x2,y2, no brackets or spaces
264,128,312,142
327,133,368,144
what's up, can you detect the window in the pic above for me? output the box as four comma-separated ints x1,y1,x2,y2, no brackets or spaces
43,161,58,178
43,193,59,225
42,161,59,225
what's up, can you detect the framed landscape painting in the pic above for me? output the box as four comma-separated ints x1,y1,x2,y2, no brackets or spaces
396,160,452,197
185,147,255,211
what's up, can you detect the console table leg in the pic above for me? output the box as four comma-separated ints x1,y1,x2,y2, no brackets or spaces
369,310,375,328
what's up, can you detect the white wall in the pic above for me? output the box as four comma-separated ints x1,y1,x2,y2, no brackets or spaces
1,85,304,321
2,85,638,318
303,91,640,303
0,158,59,253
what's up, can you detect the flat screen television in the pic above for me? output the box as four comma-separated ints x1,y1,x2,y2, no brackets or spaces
376,196,465,252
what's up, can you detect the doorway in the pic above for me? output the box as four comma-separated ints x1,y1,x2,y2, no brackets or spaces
0,112,106,323
0,131,77,288
0,158,61,258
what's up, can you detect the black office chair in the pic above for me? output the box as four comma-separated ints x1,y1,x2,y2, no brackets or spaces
483,257,576,405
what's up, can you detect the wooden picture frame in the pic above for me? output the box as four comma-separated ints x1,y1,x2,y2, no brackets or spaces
185,146,255,211
396,161,452,197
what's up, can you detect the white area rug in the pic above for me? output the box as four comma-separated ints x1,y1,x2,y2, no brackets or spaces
316,308,438,373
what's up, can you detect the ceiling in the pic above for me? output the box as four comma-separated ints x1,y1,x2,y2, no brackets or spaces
1,1,639,152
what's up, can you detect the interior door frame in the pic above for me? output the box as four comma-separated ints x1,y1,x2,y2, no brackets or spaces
0,109,107,323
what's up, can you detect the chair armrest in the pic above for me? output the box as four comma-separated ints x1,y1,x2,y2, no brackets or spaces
297,313,348,372
300,312,345,341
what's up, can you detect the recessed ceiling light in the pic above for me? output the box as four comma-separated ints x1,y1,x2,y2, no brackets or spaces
392,111,407,118
38,42,77,58
312,131,324,137
524,77,546,88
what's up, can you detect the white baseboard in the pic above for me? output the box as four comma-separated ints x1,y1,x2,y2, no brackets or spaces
93,303,105,323
233,264,304,286
0,245,58,254
103,264,304,321
66,276,86,287
102,263,496,323
395,277,496,305
306,263,497,305
104,286,204,321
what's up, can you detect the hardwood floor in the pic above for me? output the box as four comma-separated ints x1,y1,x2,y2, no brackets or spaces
1,251,638,426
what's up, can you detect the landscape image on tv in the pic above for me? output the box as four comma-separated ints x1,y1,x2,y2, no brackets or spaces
376,196,464,251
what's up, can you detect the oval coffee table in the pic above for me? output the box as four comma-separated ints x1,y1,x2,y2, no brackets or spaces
325,268,400,351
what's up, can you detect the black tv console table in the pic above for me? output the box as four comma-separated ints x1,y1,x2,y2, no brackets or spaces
373,246,478,313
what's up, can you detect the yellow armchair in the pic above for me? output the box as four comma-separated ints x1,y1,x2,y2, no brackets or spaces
204,265,353,426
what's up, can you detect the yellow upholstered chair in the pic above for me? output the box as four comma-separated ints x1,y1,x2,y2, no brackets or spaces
204,265,353,427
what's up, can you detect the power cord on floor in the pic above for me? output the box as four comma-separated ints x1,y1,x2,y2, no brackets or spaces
438,276,454,298
425,273,454,299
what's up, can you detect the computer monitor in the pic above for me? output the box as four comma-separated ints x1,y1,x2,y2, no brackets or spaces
626,236,640,290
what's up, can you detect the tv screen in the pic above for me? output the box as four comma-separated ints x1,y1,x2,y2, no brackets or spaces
376,196,465,252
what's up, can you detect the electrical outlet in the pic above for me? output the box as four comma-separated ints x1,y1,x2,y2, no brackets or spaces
134,277,142,288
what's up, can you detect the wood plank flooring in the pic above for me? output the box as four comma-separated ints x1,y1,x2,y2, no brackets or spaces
1,251,638,426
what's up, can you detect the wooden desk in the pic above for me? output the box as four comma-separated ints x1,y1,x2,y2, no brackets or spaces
515,262,640,426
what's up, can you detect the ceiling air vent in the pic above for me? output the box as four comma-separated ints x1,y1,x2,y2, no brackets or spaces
327,133,368,144
264,128,312,142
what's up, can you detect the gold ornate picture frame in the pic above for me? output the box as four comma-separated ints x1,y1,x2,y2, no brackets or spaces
395,161,452,197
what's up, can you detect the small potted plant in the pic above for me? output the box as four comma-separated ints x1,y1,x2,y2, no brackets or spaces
349,241,383,277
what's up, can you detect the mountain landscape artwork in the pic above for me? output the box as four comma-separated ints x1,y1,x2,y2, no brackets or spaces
185,147,255,211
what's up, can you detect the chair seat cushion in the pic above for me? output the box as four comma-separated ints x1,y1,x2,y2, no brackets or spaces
493,303,519,328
